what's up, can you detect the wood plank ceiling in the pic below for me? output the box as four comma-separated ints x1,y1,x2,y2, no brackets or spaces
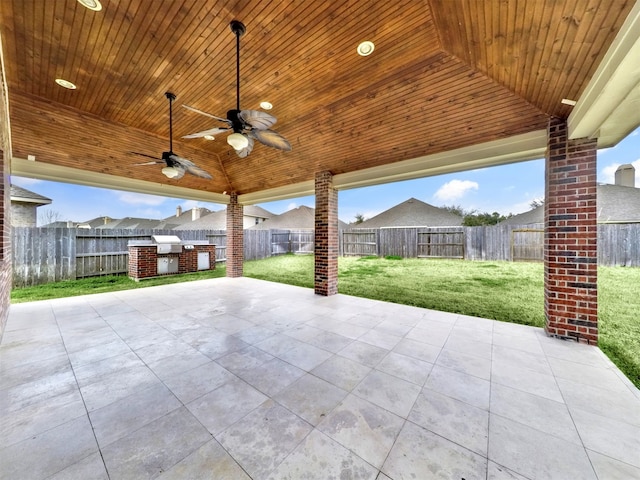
0,0,634,198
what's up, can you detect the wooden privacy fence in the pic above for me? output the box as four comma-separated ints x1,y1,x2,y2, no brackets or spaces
12,228,223,287
12,228,312,286
11,223,640,286
270,230,315,255
511,228,544,262
344,224,640,265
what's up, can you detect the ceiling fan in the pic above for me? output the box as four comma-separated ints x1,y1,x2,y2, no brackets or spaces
131,92,213,180
182,20,291,158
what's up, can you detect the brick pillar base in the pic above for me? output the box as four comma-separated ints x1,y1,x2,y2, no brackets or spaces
315,171,338,296
226,193,244,278
544,117,598,345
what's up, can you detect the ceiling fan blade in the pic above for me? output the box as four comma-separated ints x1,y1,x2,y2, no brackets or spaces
240,110,277,130
182,127,230,139
130,151,161,160
169,154,213,179
249,129,292,151
133,161,164,166
183,104,230,124
235,136,254,158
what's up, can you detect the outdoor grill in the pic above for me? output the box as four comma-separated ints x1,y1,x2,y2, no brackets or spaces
128,235,215,280
151,235,183,254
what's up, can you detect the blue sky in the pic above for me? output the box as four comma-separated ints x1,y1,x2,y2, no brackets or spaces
11,128,640,226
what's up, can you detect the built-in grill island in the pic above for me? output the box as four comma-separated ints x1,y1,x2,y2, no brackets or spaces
128,235,215,280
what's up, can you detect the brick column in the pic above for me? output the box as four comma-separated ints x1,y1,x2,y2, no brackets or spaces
226,193,244,278
544,117,598,344
315,171,338,296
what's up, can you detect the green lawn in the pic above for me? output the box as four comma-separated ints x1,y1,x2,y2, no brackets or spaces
10,268,226,303
10,255,639,388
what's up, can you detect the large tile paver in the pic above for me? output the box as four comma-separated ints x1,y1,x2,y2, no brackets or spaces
318,394,404,469
217,400,313,479
2,277,638,479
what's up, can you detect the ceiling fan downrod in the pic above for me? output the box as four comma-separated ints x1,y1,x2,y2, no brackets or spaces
230,20,245,112
165,91,176,153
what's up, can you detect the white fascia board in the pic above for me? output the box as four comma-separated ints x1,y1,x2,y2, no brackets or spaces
333,130,547,190
239,130,547,204
14,128,548,208
11,157,230,205
568,1,640,144
10,196,52,205
238,181,315,205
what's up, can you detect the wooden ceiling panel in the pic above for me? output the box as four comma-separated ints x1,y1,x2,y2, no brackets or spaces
429,0,634,116
1,0,635,200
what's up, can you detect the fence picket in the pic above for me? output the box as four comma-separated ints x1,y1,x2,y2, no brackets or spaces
11,223,640,286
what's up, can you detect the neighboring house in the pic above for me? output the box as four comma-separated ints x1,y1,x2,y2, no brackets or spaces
155,206,214,230
79,217,116,228
503,163,640,225
248,205,349,230
353,197,463,228
42,217,114,228
95,217,163,230
502,184,640,225
176,205,274,230
10,185,52,227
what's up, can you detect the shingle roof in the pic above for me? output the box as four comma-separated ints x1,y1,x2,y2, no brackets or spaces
96,217,162,229
248,205,349,230
175,205,274,230
244,205,274,219
175,210,227,230
354,198,463,228
10,185,52,205
156,208,215,229
597,184,640,223
501,184,640,225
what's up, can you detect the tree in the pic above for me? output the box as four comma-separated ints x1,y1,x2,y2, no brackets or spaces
439,204,466,217
530,198,544,209
38,208,63,226
441,204,509,226
353,213,366,224
462,211,508,226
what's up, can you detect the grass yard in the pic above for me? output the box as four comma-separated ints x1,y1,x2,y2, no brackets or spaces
10,268,225,303
10,255,639,388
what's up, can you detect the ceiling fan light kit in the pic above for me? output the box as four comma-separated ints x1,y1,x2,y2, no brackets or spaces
182,20,291,157
161,166,180,178
227,132,249,150
130,92,213,180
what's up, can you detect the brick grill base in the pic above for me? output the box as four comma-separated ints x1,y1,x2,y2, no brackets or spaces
128,245,215,280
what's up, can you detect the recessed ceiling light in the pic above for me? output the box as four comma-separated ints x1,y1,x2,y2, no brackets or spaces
260,101,273,110
55,78,77,90
357,41,375,56
561,98,577,106
203,135,215,141
77,0,102,11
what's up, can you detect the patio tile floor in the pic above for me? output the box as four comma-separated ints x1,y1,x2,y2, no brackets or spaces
1,277,639,480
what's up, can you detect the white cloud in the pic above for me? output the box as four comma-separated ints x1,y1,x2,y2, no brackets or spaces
286,202,298,211
115,191,167,206
600,159,640,185
433,179,479,201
